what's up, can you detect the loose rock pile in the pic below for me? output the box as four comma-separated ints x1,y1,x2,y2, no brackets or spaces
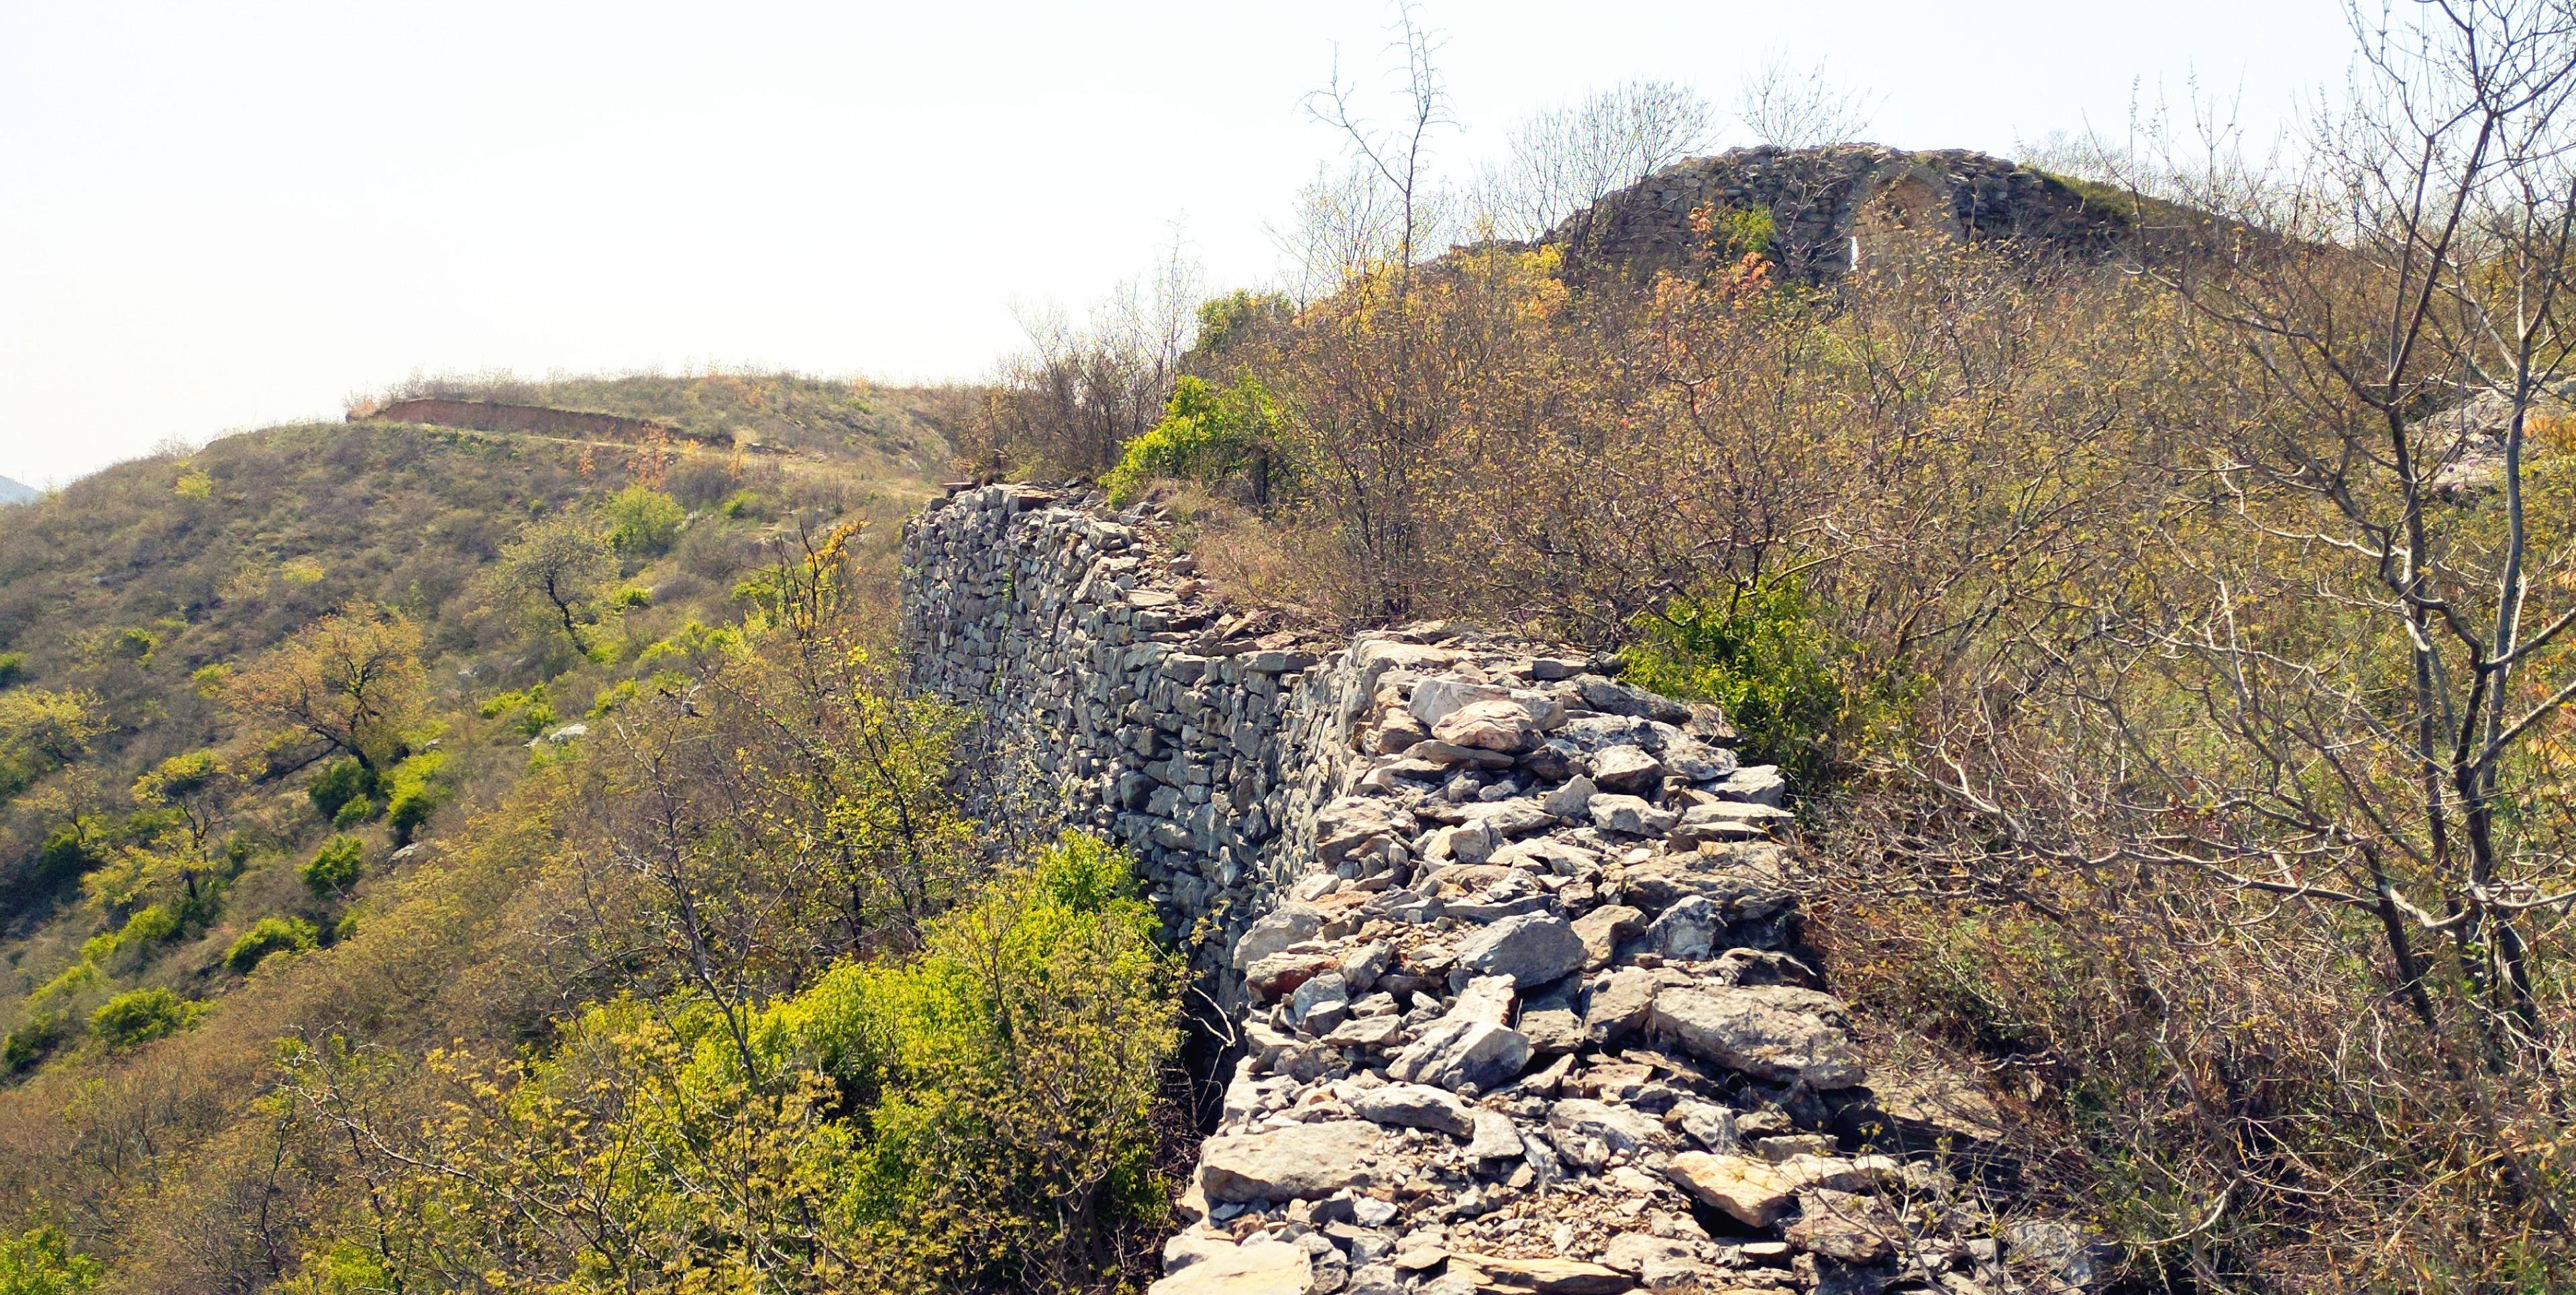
901,486,2106,1295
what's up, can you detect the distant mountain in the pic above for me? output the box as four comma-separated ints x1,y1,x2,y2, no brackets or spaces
0,476,34,506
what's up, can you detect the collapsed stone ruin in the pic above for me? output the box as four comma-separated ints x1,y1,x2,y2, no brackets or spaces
902,486,2110,1295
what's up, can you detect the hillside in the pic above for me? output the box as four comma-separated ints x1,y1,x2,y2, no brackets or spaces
355,370,968,486
0,478,34,507
0,374,963,1290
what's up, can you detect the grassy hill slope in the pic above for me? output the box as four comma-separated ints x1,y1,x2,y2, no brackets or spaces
0,374,959,1290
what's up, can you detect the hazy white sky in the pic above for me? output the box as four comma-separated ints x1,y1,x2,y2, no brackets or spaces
1,0,2352,487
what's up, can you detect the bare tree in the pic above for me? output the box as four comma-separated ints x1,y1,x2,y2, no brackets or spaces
1301,1,1455,293
1861,0,2576,1262
1737,48,1880,149
1478,79,1722,242
966,236,1203,480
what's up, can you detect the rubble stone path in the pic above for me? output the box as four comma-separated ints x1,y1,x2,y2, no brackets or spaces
902,486,2104,1295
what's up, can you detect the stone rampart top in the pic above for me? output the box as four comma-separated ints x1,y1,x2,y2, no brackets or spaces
900,485,2104,1295
1552,144,2131,283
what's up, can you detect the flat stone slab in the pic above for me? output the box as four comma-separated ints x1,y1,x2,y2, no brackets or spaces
1199,1120,1384,1202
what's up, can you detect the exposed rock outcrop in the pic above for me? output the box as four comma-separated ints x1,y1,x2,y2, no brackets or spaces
902,485,2098,1295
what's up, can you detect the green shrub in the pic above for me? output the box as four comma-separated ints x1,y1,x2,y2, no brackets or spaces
0,652,24,688
477,684,557,738
0,1225,103,1294
760,829,1181,1282
1100,374,1288,505
80,903,182,966
307,758,376,821
636,620,743,668
32,824,99,888
112,627,156,663
1623,575,1901,784
587,679,640,718
1,1016,62,1074
89,987,200,1047
226,917,319,974
382,750,449,845
1698,201,1777,262
1192,289,1292,356
608,585,652,609
301,836,364,896
297,833,1179,1289
331,796,378,828
602,486,685,558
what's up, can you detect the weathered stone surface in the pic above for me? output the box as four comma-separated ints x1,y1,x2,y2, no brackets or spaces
1340,941,1394,992
1246,951,1341,998
1589,795,1678,837
1234,905,1324,970
1784,1188,1899,1265
1584,967,1660,1045
1550,1098,1670,1156
1618,848,1794,918
1457,913,1587,987
1149,1239,1313,1295
1350,1082,1477,1135
1660,1153,1892,1226
2005,1219,2121,1294
1516,984,1587,1054
1650,986,1865,1088
1597,1233,1698,1277
1291,971,1352,1030
1640,895,1721,960
1435,697,1544,753
1541,774,1597,819
1709,764,1788,807
1590,745,1665,794
1467,1108,1523,1159
1571,904,1644,968
1410,677,1511,727
1451,1253,1635,1294
1572,675,1691,724
1316,797,1417,866
1199,1121,1384,1202
1389,1017,1532,1094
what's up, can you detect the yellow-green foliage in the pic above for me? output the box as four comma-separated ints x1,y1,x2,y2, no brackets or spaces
299,836,364,896
476,684,557,737
0,689,104,798
0,1227,103,1294
380,749,449,843
225,917,317,974
1100,373,1287,505
1623,576,1911,784
88,987,200,1048
78,904,179,967
284,831,1179,1293
601,485,685,558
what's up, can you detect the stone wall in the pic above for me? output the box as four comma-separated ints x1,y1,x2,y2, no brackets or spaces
1551,145,2133,284
354,398,783,454
902,486,2102,1295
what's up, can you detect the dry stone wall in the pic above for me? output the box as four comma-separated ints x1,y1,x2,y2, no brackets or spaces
902,486,2105,1295
1553,145,2131,284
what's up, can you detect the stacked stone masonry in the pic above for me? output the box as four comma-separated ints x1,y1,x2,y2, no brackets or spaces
1551,144,2131,284
902,486,2108,1295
